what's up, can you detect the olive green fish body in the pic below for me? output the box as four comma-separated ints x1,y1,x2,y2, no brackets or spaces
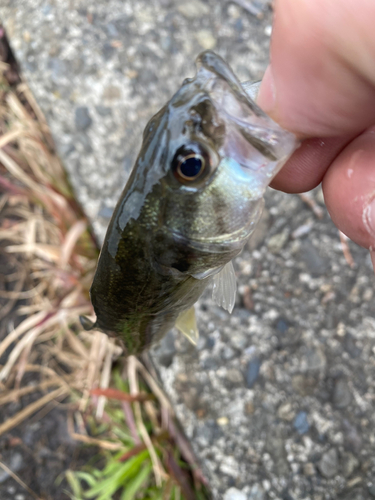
87,51,298,354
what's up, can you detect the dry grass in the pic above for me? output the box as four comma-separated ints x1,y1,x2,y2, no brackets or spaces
0,43,208,499
0,61,120,411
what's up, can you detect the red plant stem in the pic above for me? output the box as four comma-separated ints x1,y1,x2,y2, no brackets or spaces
122,401,141,445
90,388,154,402
118,431,169,462
166,450,196,500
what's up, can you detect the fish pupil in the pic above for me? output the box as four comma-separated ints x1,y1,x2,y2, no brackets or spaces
172,144,210,184
179,155,202,178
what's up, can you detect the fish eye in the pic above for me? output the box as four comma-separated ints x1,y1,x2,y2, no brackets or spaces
172,144,210,184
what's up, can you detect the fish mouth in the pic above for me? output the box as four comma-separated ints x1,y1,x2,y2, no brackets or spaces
180,51,298,181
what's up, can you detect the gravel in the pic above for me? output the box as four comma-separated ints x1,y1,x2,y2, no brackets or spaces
293,411,310,435
75,106,93,131
318,448,339,479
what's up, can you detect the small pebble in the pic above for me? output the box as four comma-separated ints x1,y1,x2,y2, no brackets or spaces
75,106,92,131
318,448,339,478
226,369,244,384
293,411,310,435
244,401,255,415
277,402,295,421
303,462,315,477
343,419,362,452
276,318,289,334
228,4,241,18
151,330,176,368
0,453,23,484
267,230,289,253
363,287,373,301
177,0,209,18
246,358,262,388
195,30,216,50
102,85,121,100
221,345,235,360
262,479,271,492
300,240,329,276
332,378,351,408
342,452,359,478
223,487,246,500
248,483,265,500
95,105,112,116
217,417,229,426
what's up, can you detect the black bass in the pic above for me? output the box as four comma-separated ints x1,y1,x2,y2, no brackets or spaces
81,51,298,354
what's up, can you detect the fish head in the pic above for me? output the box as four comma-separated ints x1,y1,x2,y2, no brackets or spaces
141,51,297,273
104,51,298,276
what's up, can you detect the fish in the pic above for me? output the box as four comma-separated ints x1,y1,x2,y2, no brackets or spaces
81,51,298,355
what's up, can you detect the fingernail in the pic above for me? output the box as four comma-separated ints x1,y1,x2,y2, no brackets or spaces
257,65,276,113
363,196,375,273
370,249,375,273
362,196,375,242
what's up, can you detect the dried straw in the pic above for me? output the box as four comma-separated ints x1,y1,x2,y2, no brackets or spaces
0,55,206,496
128,355,166,487
0,60,121,433
0,460,42,500
0,386,68,437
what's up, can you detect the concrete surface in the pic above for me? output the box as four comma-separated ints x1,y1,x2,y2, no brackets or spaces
2,1,375,499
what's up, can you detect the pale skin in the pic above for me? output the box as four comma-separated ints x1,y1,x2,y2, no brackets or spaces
257,0,375,268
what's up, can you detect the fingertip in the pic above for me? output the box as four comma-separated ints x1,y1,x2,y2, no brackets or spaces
322,126,375,250
270,136,351,193
265,0,375,137
257,65,275,115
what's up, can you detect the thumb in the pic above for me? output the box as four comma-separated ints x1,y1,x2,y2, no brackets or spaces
258,0,375,138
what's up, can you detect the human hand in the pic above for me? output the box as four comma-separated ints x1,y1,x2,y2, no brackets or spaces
258,0,375,267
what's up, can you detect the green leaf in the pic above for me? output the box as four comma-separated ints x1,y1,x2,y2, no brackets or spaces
74,472,97,488
102,458,124,476
92,468,103,479
120,463,152,500
113,370,128,392
113,426,134,444
84,450,150,499
65,470,84,499
84,463,128,499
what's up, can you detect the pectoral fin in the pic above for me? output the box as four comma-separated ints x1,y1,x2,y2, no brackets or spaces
212,260,236,313
175,307,199,345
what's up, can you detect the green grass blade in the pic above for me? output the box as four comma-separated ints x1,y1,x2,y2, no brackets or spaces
74,472,97,488
102,458,124,476
65,470,84,500
84,449,150,499
120,463,152,500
